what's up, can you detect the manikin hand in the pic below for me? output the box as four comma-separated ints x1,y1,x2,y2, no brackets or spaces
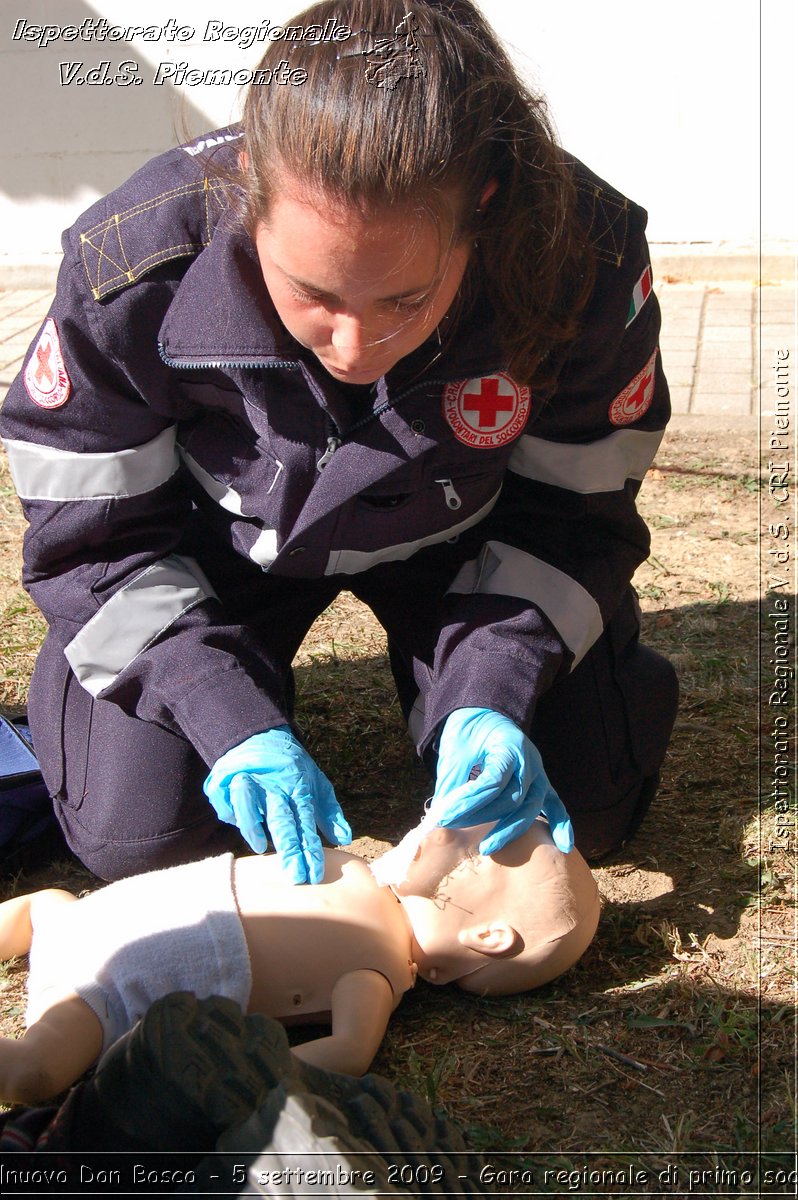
428,708,574,856
204,727,352,884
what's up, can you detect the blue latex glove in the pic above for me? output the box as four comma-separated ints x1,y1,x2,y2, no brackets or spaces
428,708,574,857
203,727,352,884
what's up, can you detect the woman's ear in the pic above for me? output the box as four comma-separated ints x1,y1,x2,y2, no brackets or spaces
458,922,519,958
476,179,499,213
239,151,250,173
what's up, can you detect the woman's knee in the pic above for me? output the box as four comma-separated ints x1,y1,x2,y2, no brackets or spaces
55,808,246,881
531,605,679,860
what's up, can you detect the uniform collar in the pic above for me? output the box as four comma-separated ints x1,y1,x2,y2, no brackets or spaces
159,215,301,367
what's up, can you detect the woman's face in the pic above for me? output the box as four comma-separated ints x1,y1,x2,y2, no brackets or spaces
254,180,470,385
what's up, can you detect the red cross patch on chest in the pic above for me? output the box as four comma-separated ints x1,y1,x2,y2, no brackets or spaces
24,318,71,409
442,373,531,448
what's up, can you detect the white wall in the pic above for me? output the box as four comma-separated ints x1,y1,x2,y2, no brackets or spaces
483,1,763,246
0,0,794,262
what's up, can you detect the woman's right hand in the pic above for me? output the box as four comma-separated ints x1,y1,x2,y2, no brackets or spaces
203,727,352,883
428,707,574,857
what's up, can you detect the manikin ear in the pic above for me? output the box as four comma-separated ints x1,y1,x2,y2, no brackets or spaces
458,922,519,958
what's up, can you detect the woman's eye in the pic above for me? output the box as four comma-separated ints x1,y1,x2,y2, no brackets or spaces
287,284,324,305
390,295,428,314
285,283,427,315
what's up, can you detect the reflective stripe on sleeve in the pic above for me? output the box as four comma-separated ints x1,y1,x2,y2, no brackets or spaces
2,427,179,501
508,428,663,494
325,488,502,576
64,554,218,697
447,540,603,667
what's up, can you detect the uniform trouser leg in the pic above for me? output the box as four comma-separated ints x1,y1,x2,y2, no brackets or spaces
27,637,247,881
529,590,679,861
26,580,341,882
374,579,678,863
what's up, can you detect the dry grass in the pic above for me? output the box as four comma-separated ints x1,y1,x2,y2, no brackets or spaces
0,461,45,714
0,421,795,1190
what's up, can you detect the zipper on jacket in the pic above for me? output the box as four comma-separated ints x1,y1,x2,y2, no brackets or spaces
159,348,505,473
317,435,341,471
312,369,499,472
158,345,302,372
327,373,498,443
435,478,463,510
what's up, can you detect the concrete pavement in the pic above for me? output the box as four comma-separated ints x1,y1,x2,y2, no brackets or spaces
0,275,795,420
657,278,794,420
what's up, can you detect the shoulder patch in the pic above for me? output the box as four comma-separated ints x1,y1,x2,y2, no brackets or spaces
24,319,71,409
79,178,227,301
608,349,658,426
626,265,653,327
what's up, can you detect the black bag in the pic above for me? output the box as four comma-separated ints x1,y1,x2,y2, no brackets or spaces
0,714,55,857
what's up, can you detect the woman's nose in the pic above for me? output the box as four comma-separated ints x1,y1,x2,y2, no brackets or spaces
330,312,370,355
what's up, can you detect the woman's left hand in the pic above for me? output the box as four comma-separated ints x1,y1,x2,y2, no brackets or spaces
428,708,574,856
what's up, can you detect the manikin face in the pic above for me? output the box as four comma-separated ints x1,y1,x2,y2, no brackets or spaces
393,824,517,987
254,179,472,385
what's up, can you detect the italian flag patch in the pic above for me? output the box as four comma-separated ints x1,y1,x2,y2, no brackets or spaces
625,265,652,328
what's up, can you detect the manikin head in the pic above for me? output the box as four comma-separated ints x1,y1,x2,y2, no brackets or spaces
387,820,600,996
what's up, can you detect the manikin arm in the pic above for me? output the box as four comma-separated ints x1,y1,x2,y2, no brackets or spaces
290,969,394,1076
0,887,104,1104
0,996,103,1105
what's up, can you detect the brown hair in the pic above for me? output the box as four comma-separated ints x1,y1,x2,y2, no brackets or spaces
238,0,594,390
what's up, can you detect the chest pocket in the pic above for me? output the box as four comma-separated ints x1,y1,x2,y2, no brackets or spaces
424,455,508,519
356,453,506,516
343,460,504,567
356,458,425,513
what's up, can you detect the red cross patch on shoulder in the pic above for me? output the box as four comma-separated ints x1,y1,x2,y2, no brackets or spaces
608,349,658,427
23,319,71,409
442,373,531,448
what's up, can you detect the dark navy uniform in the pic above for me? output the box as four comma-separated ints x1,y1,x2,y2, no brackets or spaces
0,130,678,878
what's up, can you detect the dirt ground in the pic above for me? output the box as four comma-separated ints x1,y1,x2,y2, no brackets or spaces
0,419,795,1193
